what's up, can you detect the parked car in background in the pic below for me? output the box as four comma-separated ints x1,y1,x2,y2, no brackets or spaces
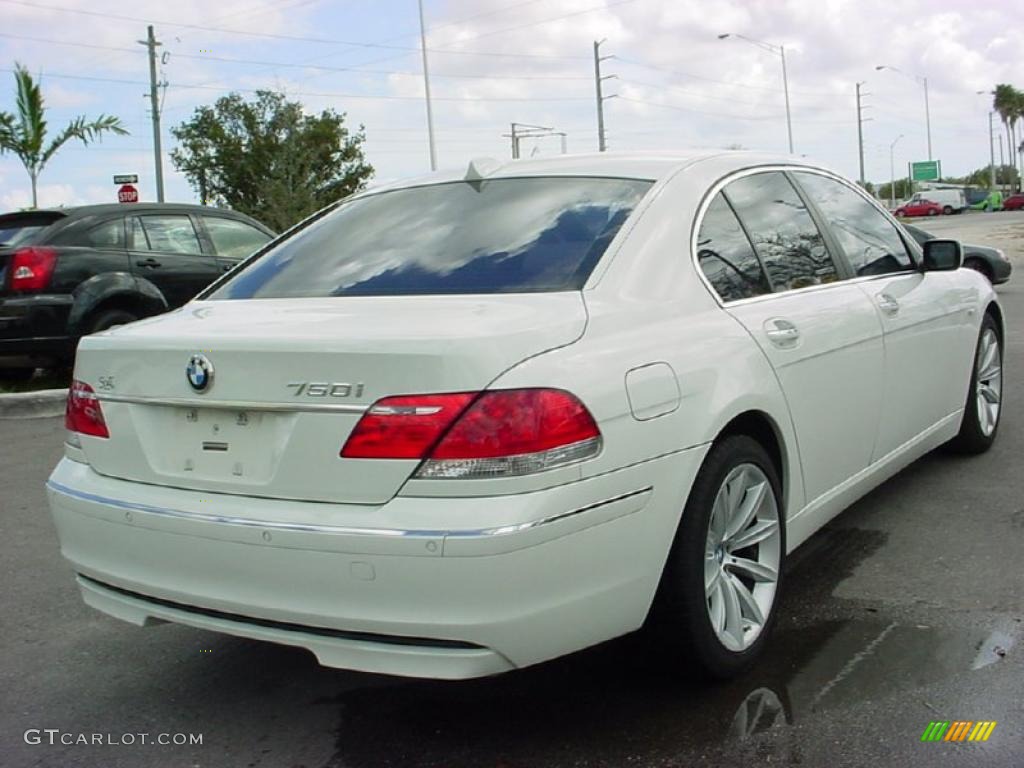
0,203,274,380
48,153,1004,681
906,189,965,215
894,198,943,217
1001,193,1024,211
902,223,1012,284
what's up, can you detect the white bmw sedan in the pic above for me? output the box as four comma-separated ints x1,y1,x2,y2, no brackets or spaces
48,152,1003,680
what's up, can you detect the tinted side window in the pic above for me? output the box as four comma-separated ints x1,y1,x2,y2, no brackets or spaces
139,215,202,255
724,172,839,292
203,216,271,260
85,218,125,249
696,193,771,302
794,172,913,276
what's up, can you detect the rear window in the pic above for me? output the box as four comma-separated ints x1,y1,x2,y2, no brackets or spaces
0,213,64,248
210,177,652,299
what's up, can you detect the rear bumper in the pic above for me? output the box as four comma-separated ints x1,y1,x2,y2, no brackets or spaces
0,294,75,366
47,446,707,678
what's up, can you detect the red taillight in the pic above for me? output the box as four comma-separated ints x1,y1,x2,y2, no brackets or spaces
340,392,476,459
9,247,57,292
65,380,109,438
341,388,601,479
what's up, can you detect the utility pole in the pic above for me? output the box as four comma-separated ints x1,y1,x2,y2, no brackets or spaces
593,40,616,152
998,134,1005,193
856,82,869,187
417,0,437,171
138,25,164,202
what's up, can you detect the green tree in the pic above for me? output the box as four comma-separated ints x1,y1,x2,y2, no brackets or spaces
0,63,127,208
171,90,373,231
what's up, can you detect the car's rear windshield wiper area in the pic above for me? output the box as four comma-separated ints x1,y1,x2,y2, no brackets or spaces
210,176,653,299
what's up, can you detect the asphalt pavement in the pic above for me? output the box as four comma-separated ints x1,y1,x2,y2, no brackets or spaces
1,214,1022,768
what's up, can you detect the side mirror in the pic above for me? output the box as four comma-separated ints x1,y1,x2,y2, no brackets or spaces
922,239,963,272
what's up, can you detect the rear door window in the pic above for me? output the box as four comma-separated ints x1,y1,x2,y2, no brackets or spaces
724,172,840,292
137,215,203,255
202,216,271,260
211,177,652,299
85,218,126,249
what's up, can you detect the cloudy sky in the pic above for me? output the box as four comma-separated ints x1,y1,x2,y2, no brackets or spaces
1,0,1022,210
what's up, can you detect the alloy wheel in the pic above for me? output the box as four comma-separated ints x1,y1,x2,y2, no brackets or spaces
976,328,1002,437
704,463,782,652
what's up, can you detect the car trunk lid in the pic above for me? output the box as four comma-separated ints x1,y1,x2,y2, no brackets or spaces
72,294,587,504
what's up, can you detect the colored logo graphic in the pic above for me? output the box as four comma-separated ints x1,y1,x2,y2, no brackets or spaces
921,721,997,742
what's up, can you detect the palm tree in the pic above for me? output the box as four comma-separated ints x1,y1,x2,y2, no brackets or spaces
0,63,128,208
993,85,1016,187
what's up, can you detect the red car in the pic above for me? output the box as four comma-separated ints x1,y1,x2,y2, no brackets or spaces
1002,193,1024,211
894,199,943,217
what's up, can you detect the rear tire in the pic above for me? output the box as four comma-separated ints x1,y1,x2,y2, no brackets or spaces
943,205,954,215
88,308,139,334
650,435,785,679
948,314,1002,454
927,208,939,216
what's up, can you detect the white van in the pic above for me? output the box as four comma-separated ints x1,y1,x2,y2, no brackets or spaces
909,188,965,214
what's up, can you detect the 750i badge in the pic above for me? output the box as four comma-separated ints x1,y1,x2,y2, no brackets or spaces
287,382,365,398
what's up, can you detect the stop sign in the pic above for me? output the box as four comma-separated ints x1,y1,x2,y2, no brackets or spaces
117,184,138,204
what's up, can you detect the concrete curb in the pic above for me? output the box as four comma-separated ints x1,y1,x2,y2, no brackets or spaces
0,388,68,420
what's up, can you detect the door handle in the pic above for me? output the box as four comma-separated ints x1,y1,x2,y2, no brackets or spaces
136,258,162,268
764,318,800,347
876,292,900,316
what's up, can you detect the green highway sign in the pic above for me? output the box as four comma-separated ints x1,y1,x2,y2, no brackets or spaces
910,160,940,181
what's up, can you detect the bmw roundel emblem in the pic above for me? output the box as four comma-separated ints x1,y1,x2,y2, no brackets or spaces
186,354,214,393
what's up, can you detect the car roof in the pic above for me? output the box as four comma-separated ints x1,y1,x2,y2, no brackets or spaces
27,202,253,219
362,150,835,196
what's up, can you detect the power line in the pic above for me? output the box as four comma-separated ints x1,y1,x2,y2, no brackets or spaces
0,31,591,80
0,0,590,60
0,67,590,103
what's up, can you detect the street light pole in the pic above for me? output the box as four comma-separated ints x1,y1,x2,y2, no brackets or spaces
720,33,794,153
780,45,793,154
876,65,932,161
890,134,903,209
417,0,437,171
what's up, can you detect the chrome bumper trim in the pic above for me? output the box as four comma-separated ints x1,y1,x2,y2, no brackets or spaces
95,393,368,414
47,480,651,540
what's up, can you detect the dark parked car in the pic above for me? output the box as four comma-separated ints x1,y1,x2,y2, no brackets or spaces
0,203,274,379
902,223,1012,284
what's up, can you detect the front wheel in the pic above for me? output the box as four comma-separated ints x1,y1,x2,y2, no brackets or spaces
927,208,939,216
943,205,954,215
948,315,1002,454
650,435,785,678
